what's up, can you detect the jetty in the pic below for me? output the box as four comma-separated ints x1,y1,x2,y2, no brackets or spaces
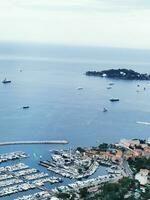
0,140,69,146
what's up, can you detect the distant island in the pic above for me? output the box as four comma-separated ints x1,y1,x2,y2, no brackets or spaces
86,69,150,80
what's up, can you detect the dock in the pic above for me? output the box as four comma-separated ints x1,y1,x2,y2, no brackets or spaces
0,140,69,146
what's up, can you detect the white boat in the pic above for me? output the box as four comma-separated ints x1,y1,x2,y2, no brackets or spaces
2,78,11,84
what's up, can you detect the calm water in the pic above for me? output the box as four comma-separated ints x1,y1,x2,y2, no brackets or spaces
0,43,150,199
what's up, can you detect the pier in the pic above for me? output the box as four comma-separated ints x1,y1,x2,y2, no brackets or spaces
0,140,69,146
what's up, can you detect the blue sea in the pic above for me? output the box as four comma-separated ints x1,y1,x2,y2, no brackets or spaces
0,43,150,199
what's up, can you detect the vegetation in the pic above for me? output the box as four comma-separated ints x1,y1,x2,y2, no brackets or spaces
139,139,146,144
78,168,83,174
57,192,70,199
76,177,150,200
128,157,150,173
141,186,150,200
79,187,88,198
87,177,139,200
98,143,109,151
77,183,150,200
76,147,85,153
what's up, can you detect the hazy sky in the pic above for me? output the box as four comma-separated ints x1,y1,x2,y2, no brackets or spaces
0,0,150,49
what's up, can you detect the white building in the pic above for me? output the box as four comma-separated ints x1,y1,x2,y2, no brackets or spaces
135,169,149,185
119,139,140,148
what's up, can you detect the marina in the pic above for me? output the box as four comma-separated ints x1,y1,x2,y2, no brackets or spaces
0,159,62,198
0,139,149,199
0,146,123,199
15,174,122,200
0,152,28,163
0,163,29,173
40,149,100,179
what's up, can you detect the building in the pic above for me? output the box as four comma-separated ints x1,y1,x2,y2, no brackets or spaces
88,186,98,193
135,169,149,186
120,139,140,148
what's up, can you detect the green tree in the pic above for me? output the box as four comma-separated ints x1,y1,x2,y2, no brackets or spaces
80,187,88,198
57,192,70,199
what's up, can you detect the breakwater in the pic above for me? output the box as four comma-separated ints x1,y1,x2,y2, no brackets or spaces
0,140,69,146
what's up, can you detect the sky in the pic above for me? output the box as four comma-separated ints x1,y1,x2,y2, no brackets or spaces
0,0,150,49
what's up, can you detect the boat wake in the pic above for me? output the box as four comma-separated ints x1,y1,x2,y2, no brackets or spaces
136,121,150,125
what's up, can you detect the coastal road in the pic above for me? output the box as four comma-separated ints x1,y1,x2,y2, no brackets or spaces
122,159,133,178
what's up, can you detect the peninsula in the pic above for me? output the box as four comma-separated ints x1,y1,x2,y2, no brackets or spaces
86,69,150,80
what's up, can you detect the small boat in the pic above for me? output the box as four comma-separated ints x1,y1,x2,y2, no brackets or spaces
110,98,119,102
107,86,112,89
109,83,114,86
77,87,83,90
23,106,30,109
2,78,11,84
103,108,108,112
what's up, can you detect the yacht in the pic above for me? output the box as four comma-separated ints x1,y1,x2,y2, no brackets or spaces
2,78,11,84
110,98,119,102
23,106,30,109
